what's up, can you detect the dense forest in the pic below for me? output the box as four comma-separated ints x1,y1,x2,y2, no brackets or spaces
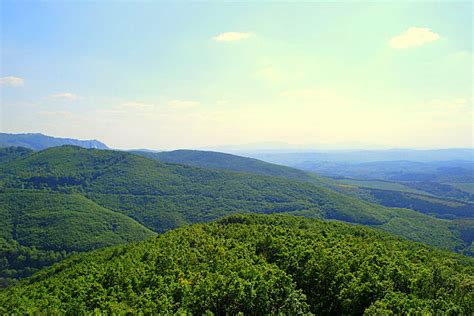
134,149,326,184
0,190,155,287
1,146,470,251
0,146,472,288
136,149,474,220
364,188,473,219
292,159,474,219
0,239,68,288
1,214,472,314
2,0,472,313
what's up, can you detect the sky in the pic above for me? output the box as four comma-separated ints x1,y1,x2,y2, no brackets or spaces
0,1,472,150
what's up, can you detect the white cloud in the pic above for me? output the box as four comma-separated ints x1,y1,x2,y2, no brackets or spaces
389,27,440,49
169,100,200,109
0,76,24,87
213,32,254,42
49,92,82,101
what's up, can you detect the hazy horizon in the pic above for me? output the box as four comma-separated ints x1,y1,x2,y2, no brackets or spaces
2,131,474,153
1,1,472,150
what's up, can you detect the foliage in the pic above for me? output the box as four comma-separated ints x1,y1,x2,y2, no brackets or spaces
135,149,327,184
0,146,471,287
0,146,469,254
367,188,473,219
297,158,474,217
0,239,68,288
0,214,472,314
0,190,156,252
0,147,33,164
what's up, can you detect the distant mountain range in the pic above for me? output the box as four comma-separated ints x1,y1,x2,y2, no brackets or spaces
238,148,474,164
0,133,108,151
1,133,472,163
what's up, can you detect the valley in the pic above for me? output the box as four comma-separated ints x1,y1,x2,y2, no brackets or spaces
0,143,472,291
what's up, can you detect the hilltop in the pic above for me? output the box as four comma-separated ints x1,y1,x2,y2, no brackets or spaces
133,149,326,184
1,214,472,314
0,146,470,255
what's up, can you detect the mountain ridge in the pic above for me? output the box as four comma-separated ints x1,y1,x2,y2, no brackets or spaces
0,133,108,151
0,145,470,254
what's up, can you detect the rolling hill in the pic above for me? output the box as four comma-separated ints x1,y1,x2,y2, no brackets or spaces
0,190,155,252
0,146,33,164
0,146,470,256
295,160,474,219
0,188,155,287
1,214,472,314
134,149,474,220
133,149,327,184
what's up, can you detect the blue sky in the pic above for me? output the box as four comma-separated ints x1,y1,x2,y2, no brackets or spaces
1,1,472,149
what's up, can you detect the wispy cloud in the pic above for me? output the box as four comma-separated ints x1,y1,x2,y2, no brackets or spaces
49,92,82,101
0,76,24,87
389,27,440,49
169,100,200,109
213,32,254,42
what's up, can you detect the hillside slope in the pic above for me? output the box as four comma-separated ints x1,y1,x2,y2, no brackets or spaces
0,146,469,254
0,190,155,252
134,148,474,225
0,189,155,287
0,147,33,164
135,149,326,185
1,214,472,314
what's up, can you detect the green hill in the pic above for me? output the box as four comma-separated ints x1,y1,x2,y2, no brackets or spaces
1,214,472,314
294,159,474,218
138,149,474,220
0,190,155,287
135,149,326,184
0,146,33,164
0,146,470,255
0,191,155,252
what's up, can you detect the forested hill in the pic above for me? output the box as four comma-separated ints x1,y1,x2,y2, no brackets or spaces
134,149,325,184
0,133,108,150
1,214,472,314
0,146,471,256
0,146,33,164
